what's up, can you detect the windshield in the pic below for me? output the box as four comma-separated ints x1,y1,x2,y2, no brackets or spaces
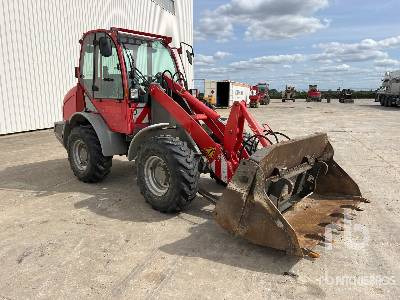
258,83,268,92
120,35,177,81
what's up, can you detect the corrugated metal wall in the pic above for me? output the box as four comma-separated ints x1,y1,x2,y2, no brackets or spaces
0,0,193,135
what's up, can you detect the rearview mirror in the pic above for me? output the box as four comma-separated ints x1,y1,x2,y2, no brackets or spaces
99,37,112,57
186,49,194,65
74,67,80,79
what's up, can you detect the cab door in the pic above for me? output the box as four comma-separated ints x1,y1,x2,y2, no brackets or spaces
90,32,128,133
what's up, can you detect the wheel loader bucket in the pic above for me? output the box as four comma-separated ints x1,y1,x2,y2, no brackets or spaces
214,133,365,257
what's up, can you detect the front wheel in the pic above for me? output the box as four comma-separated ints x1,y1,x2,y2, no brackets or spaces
67,126,112,183
137,136,200,213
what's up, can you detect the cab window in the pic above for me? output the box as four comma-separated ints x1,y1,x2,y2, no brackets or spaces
94,33,123,100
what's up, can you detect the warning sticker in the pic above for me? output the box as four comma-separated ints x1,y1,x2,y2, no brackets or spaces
204,147,216,160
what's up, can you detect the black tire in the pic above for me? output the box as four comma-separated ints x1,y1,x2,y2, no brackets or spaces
137,135,200,213
282,99,286,102
293,99,296,102
67,126,112,183
379,96,384,106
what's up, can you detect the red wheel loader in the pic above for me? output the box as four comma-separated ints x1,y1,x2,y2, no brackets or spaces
306,85,322,102
249,86,261,108
55,28,366,257
256,82,271,105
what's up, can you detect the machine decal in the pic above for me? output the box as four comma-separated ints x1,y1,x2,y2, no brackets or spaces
204,147,216,160
134,104,150,124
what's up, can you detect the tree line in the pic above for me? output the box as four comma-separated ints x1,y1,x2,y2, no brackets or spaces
269,89,376,99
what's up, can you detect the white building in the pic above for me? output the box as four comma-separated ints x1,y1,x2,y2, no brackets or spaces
0,0,193,135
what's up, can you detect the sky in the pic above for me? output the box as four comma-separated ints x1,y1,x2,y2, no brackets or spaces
193,0,400,91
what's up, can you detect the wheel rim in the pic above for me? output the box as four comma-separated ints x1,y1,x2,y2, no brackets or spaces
72,139,89,171
144,156,170,197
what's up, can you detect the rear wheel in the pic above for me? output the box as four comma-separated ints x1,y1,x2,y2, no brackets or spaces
67,126,112,183
377,95,383,106
137,135,200,213
384,97,389,107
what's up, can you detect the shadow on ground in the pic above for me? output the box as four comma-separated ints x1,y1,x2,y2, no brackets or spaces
0,158,301,274
358,104,400,110
0,159,216,223
160,220,301,275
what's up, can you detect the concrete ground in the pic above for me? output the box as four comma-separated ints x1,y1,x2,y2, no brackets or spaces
0,99,399,299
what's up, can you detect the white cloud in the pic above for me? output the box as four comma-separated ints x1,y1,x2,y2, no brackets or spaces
245,16,329,40
374,58,400,67
197,67,234,76
195,15,234,42
195,0,329,42
313,35,400,63
214,51,232,60
317,64,351,72
194,34,400,89
195,51,232,66
230,54,305,69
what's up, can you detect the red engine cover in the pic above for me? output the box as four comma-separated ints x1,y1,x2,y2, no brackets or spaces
63,84,85,121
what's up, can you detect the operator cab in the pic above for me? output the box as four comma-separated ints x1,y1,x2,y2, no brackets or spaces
79,28,193,105
117,33,178,103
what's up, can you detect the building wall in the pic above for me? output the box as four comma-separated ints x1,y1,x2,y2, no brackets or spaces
0,0,193,135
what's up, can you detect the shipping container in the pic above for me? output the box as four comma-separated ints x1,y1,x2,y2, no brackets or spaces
204,80,218,105
216,81,251,107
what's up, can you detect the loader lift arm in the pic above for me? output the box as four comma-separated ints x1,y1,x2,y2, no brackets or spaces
150,75,274,183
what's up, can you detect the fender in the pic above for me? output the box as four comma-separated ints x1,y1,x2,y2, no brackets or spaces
64,112,128,157
127,123,170,161
127,123,201,161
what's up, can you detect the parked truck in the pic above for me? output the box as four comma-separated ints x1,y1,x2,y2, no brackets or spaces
306,85,322,102
282,86,296,102
256,82,271,105
376,71,400,107
338,89,354,103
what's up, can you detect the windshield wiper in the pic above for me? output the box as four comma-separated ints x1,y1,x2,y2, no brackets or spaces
122,44,150,86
